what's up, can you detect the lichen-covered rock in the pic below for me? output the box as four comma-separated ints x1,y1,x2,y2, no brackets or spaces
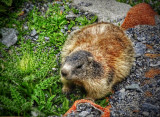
121,3,158,30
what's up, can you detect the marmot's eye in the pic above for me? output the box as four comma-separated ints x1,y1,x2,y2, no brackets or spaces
76,64,83,69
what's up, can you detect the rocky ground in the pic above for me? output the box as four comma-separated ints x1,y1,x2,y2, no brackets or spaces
110,16,160,117
65,0,160,117
0,0,160,117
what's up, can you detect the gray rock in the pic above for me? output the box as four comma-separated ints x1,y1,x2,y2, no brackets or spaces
72,0,131,25
0,28,18,47
52,68,57,71
60,29,65,34
64,25,68,31
60,6,65,12
43,4,48,8
66,11,77,20
72,26,80,30
142,111,149,116
32,38,37,41
41,7,45,11
84,12,89,15
125,83,142,92
157,79,160,86
134,42,146,57
150,61,160,67
35,35,39,39
79,111,90,117
55,1,63,5
24,8,30,13
44,36,49,41
119,88,126,99
31,111,38,117
31,29,37,37
78,2,92,7
137,35,146,41
23,25,29,30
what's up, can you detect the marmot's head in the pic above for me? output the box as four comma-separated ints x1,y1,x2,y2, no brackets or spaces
61,50,103,80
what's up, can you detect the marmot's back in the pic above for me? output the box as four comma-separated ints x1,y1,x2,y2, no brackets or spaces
61,22,134,100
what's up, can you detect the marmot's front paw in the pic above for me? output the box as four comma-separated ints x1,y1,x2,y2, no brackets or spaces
62,86,71,94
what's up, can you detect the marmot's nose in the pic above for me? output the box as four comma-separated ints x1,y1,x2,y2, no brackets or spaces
61,69,68,77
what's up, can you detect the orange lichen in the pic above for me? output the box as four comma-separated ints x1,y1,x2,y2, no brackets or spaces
106,97,110,102
133,110,140,113
63,99,110,117
145,53,160,58
121,3,157,30
145,68,160,78
141,79,151,86
146,44,153,50
145,91,153,97
18,11,25,16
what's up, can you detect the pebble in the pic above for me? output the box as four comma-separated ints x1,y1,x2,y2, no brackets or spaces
78,2,92,7
119,88,126,99
59,6,65,12
64,25,68,31
44,36,49,41
72,26,79,30
157,79,160,86
125,83,142,92
30,29,37,37
142,111,149,116
150,61,160,67
31,111,38,117
52,68,57,71
55,1,63,5
23,25,29,30
134,42,146,57
66,11,77,20
60,29,65,33
43,4,47,8
79,111,90,117
35,35,39,39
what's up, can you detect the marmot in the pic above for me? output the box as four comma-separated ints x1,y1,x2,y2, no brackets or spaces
60,22,134,100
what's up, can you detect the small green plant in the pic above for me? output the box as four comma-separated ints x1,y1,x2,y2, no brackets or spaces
0,1,99,116
72,8,79,14
75,15,98,26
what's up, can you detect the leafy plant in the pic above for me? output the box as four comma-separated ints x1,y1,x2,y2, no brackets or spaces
75,15,98,26
0,1,99,116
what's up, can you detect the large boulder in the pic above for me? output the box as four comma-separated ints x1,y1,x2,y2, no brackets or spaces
72,0,131,25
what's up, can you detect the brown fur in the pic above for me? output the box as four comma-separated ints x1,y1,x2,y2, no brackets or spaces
60,22,135,100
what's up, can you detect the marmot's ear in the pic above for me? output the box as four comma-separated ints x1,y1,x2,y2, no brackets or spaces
88,56,93,63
